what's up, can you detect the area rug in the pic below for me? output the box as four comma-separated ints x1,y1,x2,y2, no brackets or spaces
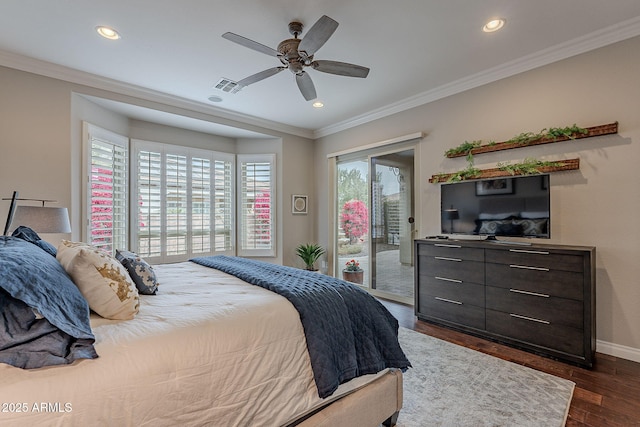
396,327,574,427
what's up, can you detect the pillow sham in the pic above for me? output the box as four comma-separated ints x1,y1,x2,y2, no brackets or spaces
116,249,159,295
57,240,140,320
0,236,97,368
515,218,548,235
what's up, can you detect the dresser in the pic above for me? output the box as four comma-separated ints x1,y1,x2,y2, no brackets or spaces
414,238,595,367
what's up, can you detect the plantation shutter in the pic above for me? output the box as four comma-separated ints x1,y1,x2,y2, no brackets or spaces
85,123,128,254
213,159,234,252
238,154,276,257
137,149,163,258
133,140,235,262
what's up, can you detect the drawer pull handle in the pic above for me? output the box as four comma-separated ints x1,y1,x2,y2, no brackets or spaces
510,313,550,324
435,297,463,305
434,244,462,248
509,249,550,255
509,288,549,298
509,264,550,272
435,256,462,262
435,276,463,283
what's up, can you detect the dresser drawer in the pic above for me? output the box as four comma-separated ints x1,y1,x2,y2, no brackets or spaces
486,286,582,329
419,257,484,285
486,248,584,272
485,263,583,300
418,295,485,330
420,277,484,307
486,309,583,356
418,243,484,261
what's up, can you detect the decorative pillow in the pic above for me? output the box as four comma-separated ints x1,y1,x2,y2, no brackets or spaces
116,249,159,295
476,219,503,234
57,240,139,320
496,222,524,236
515,218,548,236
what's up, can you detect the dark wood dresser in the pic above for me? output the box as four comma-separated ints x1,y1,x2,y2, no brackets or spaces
414,238,596,367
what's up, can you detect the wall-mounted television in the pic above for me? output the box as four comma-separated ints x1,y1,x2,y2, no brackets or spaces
440,175,550,239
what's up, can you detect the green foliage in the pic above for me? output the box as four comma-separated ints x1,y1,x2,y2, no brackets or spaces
497,158,566,175
545,124,588,140
295,243,325,270
444,140,482,157
445,124,589,157
507,131,540,145
446,165,481,183
337,167,368,209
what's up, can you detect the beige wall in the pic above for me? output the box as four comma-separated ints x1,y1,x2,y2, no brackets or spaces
0,66,315,268
314,36,640,360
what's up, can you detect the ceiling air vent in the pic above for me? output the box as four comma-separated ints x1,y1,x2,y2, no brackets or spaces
214,78,242,93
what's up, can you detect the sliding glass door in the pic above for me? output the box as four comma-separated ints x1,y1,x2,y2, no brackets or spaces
335,147,415,305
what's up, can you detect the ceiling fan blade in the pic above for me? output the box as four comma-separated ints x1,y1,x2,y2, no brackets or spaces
296,72,317,101
298,15,339,56
222,32,280,57
237,67,286,87
312,60,370,78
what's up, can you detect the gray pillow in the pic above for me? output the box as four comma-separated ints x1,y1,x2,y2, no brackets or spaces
116,249,159,295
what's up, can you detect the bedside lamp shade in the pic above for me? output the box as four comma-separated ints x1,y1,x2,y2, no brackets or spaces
11,206,71,234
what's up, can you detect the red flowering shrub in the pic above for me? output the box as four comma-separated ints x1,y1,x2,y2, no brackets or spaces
340,199,368,244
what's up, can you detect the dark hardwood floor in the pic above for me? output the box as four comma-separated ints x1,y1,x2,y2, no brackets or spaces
380,299,640,427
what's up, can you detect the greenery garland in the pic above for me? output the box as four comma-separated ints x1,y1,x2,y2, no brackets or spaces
444,124,588,157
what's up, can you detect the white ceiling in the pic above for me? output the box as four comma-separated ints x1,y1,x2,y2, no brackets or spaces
2,1,640,139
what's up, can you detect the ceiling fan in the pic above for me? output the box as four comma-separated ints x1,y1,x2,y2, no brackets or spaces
222,15,370,101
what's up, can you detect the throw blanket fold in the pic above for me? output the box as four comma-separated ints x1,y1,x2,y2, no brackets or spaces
190,255,411,398
0,237,97,368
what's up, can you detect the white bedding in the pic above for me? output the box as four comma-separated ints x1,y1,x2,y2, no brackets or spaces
0,261,382,426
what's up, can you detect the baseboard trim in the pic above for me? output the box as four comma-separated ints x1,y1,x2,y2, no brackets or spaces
597,340,640,363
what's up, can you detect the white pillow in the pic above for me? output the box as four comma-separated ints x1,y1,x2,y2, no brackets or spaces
477,212,519,220
57,240,140,320
520,211,548,219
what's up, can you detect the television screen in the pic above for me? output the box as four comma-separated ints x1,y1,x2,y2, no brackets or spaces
440,175,550,238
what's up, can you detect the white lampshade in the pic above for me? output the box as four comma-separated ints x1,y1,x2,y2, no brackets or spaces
11,206,71,234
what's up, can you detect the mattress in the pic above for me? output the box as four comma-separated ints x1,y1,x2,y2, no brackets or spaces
0,261,383,426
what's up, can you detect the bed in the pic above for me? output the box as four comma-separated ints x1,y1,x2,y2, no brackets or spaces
0,236,408,426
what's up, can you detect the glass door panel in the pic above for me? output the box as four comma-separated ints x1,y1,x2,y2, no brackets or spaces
336,159,370,287
370,150,414,304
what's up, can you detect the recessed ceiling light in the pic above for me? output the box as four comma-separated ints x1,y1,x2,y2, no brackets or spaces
208,95,223,103
312,101,324,108
96,26,121,40
483,18,506,33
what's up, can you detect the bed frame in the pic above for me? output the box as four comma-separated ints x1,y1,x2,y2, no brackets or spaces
291,369,402,426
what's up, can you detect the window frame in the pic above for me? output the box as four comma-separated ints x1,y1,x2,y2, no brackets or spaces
82,122,129,254
237,153,276,257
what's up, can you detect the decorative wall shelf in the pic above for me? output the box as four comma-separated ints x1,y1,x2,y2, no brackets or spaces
429,158,580,183
446,122,618,158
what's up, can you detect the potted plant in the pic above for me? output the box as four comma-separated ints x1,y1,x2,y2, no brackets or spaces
342,259,363,284
295,243,325,271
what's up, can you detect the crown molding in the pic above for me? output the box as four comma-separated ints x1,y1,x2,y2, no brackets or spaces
313,15,640,139
0,50,314,140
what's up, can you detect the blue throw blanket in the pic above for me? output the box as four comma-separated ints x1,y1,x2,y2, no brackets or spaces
190,255,411,398
0,237,97,368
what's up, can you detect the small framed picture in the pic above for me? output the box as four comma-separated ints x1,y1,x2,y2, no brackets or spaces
475,178,514,196
292,195,308,214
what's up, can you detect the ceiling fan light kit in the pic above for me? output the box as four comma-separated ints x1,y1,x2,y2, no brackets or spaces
222,15,370,101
